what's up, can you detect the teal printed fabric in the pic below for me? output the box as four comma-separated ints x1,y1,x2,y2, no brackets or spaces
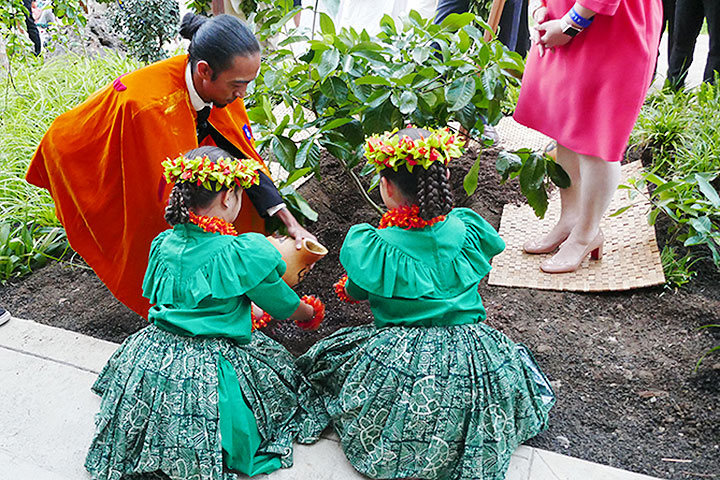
86,325,323,480
298,323,555,480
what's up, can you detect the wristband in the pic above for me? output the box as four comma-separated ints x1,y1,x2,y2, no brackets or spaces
569,7,594,29
296,295,325,330
334,274,360,304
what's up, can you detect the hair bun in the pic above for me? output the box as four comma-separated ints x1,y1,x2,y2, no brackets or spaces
180,12,208,40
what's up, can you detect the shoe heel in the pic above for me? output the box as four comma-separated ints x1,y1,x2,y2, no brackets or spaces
590,244,603,261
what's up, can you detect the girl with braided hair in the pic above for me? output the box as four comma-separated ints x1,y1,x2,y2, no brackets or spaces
86,146,326,480
298,127,555,480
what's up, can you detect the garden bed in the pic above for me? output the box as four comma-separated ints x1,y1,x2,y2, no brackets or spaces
1,145,718,480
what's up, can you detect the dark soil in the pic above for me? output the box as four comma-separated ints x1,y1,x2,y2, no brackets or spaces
1,145,719,480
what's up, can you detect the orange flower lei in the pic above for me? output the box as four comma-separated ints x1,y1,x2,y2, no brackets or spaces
334,274,360,304
378,205,445,230
296,295,325,330
188,212,238,236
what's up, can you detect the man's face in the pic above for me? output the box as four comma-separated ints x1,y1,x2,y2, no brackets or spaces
198,53,261,108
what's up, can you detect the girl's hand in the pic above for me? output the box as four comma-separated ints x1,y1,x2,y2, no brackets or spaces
251,302,264,319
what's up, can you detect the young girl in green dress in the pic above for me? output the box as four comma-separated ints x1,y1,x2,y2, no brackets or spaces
298,127,555,480
85,146,325,479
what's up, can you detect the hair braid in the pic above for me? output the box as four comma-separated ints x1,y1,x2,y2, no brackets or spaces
417,161,453,220
164,183,191,225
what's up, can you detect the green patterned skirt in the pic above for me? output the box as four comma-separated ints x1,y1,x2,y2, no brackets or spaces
85,324,322,480
297,323,555,480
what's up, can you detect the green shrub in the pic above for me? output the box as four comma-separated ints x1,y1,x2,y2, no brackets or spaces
103,0,180,64
629,82,720,278
247,3,525,214
0,51,140,279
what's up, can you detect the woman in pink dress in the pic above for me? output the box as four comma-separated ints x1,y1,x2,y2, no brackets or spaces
513,0,662,273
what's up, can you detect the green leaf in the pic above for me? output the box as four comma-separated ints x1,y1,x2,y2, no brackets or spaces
695,174,720,207
690,216,712,234
526,187,549,218
366,89,392,108
319,12,336,35
319,76,349,103
398,91,418,114
546,160,571,188
355,75,391,86
439,12,474,31
292,192,319,222
496,151,523,183
412,46,430,64
445,76,475,112
284,167,314,186
380,14,397,35
317,48,340,78
481,66,501,100
609,205,633,217
271,135,297,172
296,138,321,169
519,153,546,192
463,153,483,195
319,117,353,132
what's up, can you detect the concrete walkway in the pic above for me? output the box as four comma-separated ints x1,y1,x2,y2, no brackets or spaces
0,316,665,480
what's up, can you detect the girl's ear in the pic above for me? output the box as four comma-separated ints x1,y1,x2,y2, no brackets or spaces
219,189,233,208
381,176,394,198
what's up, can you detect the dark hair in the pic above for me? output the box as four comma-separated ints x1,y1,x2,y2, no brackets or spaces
380,127,454,220
180,13,260,79
164,146,238,226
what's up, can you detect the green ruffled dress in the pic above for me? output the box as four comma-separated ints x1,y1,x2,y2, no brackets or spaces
298,208,555,480
85,225,323,480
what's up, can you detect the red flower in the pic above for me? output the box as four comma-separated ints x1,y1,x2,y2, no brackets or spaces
429,148,439,162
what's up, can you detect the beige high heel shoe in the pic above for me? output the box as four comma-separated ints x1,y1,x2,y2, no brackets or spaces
523,232,570,254
540,230,604,274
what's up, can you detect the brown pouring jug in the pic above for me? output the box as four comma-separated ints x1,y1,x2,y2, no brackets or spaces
265,235,328,286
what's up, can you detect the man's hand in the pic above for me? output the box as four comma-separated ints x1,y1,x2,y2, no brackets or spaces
275,207,318,249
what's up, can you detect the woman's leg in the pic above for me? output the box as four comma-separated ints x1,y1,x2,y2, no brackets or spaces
541,154,621,272
523,143,580,253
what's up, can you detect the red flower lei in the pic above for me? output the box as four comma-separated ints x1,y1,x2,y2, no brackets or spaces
188,212,238,236
296,295,325,330
252,311,272,331
334,274,360,304
378,205,445,230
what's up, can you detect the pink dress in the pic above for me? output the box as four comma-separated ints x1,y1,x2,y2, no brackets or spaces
514,0,663,162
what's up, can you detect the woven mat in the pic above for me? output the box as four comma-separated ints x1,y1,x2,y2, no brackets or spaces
488,161,666,292
496,116,553,152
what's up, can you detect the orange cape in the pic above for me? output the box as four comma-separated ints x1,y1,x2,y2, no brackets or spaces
26,55,270,318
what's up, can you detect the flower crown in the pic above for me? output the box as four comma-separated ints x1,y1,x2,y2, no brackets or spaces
162,154,262,191
364,126,465,172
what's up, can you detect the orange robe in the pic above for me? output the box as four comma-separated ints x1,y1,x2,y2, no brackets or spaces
26,55,270,318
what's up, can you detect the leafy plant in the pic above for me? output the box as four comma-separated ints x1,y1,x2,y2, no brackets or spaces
105,0,180,63
186,0,212,15
627,80,720,278
246,3,524,214
1,52,141,279
0,0,86,58
495,149,570,218
0,223,68,283
659,245,698,289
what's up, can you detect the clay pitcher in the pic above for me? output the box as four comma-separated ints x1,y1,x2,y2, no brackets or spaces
266,235,328,286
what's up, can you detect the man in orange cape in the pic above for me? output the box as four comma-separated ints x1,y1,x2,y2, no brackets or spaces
26,49,310,318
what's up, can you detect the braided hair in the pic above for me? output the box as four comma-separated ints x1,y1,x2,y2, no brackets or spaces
164,146,236,226
380,128,454,220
